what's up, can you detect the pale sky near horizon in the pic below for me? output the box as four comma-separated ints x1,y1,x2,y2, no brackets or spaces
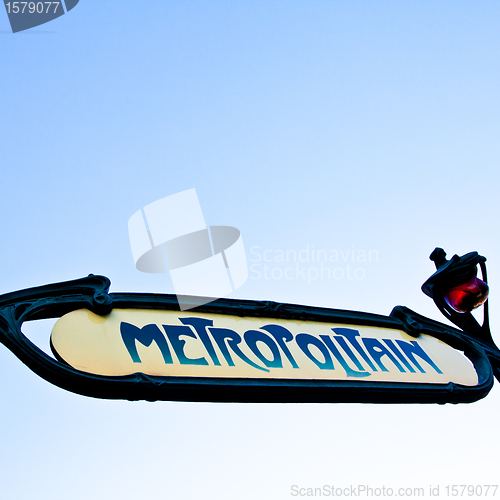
1,2,500,499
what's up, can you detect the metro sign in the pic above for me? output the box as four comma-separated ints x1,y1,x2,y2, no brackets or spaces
0,248,498,403
52,307,477,388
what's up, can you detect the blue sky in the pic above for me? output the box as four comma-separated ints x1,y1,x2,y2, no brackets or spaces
1,2,500,499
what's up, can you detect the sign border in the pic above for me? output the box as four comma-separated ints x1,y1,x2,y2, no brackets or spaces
0,275,495,403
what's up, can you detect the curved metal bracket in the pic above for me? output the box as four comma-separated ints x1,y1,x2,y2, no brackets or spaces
0,274,496,403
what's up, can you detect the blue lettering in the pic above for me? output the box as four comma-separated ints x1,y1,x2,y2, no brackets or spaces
382,339,416,373
332,333,369,372
396,340,443,374
296,334,334,370
244,330,283,368
362,338,406,372
208,327,270,372
333,328,378,371
320,335,370,377
179,317,221,366
260,324,299,368
162,325,209,365
120,322,172,364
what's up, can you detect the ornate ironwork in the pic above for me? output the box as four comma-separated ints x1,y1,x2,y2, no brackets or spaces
0,247,499,404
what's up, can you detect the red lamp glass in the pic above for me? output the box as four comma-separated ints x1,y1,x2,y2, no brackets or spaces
422,248,493,344
443,273,489,314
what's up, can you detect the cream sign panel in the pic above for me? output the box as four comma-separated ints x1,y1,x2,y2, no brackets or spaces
50,309,477,386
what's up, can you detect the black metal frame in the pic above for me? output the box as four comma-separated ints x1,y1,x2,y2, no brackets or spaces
0,265,498,404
